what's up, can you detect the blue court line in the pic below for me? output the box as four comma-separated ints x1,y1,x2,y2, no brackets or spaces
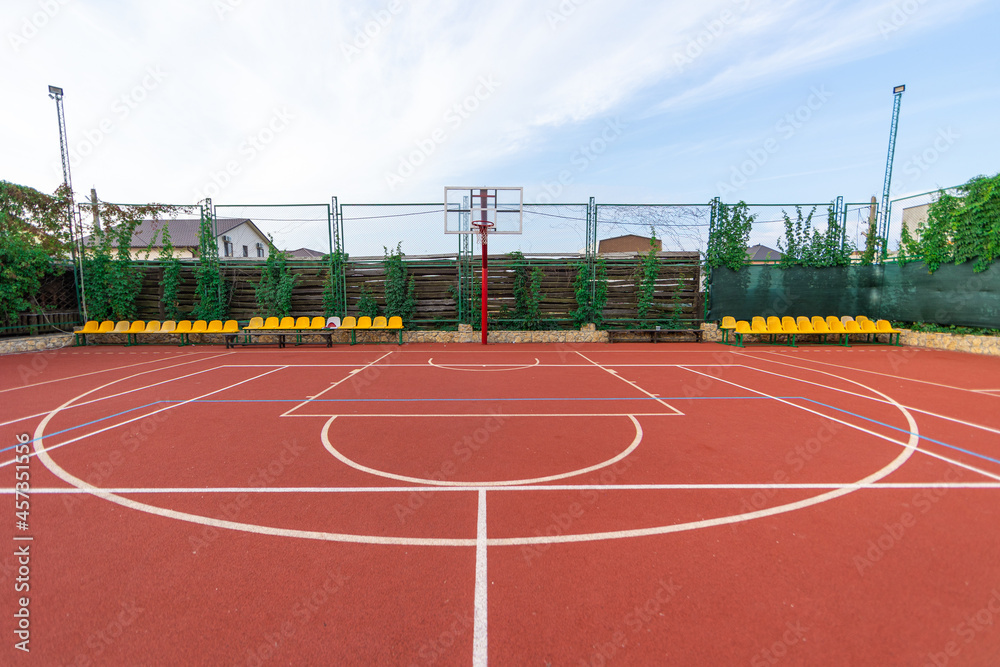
6,395,999,471
1,402,163,454
797,397,1000,467
1,396,785,454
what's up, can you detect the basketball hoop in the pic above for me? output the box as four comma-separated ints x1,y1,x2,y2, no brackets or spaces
444,187,523,345
471,221,494,247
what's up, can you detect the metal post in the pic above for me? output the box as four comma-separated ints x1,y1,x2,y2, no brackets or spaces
878,85,905,261
48,85,88,320
585,197,597,302
478,189,488,345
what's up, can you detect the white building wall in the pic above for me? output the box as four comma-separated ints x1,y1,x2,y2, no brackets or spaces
218,222,270,259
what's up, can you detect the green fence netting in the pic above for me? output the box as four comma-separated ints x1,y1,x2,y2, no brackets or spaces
708,262,1000,328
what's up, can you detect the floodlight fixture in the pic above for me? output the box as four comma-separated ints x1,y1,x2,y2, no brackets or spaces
893,85,905,94
48,84,63,98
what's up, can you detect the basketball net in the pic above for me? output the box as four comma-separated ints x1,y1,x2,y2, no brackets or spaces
472,221,494,247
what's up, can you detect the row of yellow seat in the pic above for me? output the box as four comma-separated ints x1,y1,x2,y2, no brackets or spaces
243,315,404,331
719,316,901,348
242,315,405,346
76,319,239,346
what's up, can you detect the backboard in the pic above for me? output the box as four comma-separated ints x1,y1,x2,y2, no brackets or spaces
444,187,523,235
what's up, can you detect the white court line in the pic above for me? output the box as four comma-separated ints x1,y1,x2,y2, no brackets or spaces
221,363,742,368
575,351,684,415
285,412,682,418
732,361,1000,437
8,482,1000,494
747,350,1000,396
279,351,394,417
321,415,644,486
428,357,540,371
0,350,227,394
473,489,488,667
2,366,288,468
30,360,922,547
0,363,230,427
679,366,1000,483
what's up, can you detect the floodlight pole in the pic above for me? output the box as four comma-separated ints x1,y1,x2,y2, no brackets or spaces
878,85,905,260
49,85,88,320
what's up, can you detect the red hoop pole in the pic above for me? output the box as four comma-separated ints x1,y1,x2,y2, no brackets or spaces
478,189,488,345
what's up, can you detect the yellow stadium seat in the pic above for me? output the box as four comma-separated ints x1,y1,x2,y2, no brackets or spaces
278,316,295,329
731,320,751,347
142,321,162,334
823,317,849,346
719,316,737,343
222,320,240,333
245,317,264,330
191,320,209,333
767,316,781,329
750,318,767,335
127,321,145,334
796,319,815,334
75,320,102,345
206,320,224,333
356,316,372,329
98,320,115,333
113,320,130,333
859,320,877,333
387,316,403,329
841,315,855,325
160,320,177,333
844,320,862,334
372,316,388,329
294,316,311,329
876,320,902,345
309,316,326,329
856,315,872,325
262,317,280,329
340,316,357,329
175,320,193,333
876,319,901,333
781,316,797,330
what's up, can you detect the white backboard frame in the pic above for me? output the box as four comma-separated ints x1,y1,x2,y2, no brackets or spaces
444,187,523,235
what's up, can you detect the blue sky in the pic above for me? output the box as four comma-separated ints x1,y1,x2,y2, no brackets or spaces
2,1,998,226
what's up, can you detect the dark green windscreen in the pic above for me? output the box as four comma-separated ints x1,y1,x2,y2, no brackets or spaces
708,262,1000,328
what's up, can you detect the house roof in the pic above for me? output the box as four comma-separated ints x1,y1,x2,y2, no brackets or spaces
85,218,254,248
286,247,326,259
747,244,783,261
600,234,654,242
129,218,252,247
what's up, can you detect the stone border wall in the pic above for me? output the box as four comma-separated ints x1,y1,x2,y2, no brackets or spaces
898,329,1000,356
0,333,75,355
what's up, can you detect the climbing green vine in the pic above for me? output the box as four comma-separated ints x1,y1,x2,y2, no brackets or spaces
383,243,416,324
